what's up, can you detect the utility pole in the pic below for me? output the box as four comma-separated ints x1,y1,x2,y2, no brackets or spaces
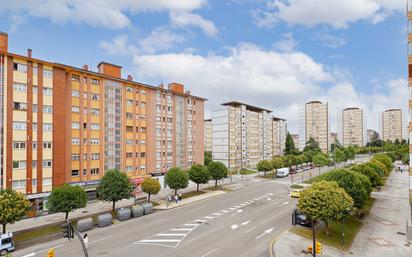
312,220,316,257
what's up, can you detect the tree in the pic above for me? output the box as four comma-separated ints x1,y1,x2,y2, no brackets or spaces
303,138,321,152
331,139,343,153
284,133,296,155
271,157,284,175
321,169,370,208
300,154,309,164
204,151,212,166
282,155,293,170
333,148,347,167
141,177,161,203
394,138,400,145
345,146,356,163
298,181,353,235
48,184,87,221
208,161,228,187
165,167,189,195
402,153,409,165
257,160,273,176
351,164,382,187
0,189,31,233
188,164,210,191
98,169,133,212
312,153,328,176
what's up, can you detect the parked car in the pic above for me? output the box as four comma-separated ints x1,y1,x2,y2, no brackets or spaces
293,209,312,227
290,189,301,198
276,167,290,178
0,232,15,256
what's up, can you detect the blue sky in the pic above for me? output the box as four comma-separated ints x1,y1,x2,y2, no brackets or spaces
0,0,407,135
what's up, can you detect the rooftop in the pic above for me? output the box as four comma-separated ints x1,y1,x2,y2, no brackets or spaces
221,101,272,113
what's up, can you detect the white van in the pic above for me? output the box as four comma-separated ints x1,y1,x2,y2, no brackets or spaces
0,232,15,256
276,167,289,178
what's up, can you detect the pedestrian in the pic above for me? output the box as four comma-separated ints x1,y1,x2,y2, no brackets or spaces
174,195,178,203
83,233,88,249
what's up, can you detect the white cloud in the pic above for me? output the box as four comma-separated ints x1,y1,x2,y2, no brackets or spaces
0,0,207,29
170,12,218,37
254,0,404,29
312,28,346,48
273,32,297,52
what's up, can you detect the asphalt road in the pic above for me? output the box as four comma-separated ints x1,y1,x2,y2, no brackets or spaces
14,155,370,257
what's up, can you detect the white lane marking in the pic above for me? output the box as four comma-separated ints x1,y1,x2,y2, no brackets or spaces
278,201,289,207
237,209,243,213
262,206,295,224
200,248,218,257
221,209,229,213
228,207,236,210
244,226,256,234
171,228,192,231
256,228,274,240
88,236,112,245
156,233,186,237
234,205,242,208
204,216,214,219
22,254,36,257
212,212,222,216
184,223,198,227
140,239,180,243
230,220,250,230
230,224,239,230
34,244,65,254
267,198,271,201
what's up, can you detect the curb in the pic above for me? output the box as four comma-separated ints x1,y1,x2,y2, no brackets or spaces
268,229,288,257
153,190,227,210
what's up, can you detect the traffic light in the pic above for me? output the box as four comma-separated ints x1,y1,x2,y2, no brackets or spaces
46,248,54,257
308,245,313,254
316,241,322,253
61,222,74,239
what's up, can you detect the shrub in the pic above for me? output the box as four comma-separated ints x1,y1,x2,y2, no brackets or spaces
371,160,388,176
141,177,161,203
372,154,393,171
364,162,385,176
351,164,382,187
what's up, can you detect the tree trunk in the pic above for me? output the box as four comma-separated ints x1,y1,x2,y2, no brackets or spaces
318,167,321,176
2,223,5,234
65,212,69,221
147,193,151,203
215,180,218,187
112,201,116,212
312,220,316,257
264,171,266,177
325,220,330,236
175,189,177,196
197,183,199,192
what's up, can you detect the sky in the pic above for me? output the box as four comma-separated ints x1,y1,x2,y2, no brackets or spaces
0,0,408,135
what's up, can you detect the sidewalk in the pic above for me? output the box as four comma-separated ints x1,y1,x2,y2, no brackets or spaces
7,175,252,232
154,190,226,210
348,170,412,257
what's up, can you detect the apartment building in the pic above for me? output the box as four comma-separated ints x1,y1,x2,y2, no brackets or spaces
330,132,338,145
381,109,402,142
301,101,329,152
342,107,364,147
211,101,286,170
407,1,412,238
290,134,299,149
204,119,212,152
272,117,287,156
0,32,205,212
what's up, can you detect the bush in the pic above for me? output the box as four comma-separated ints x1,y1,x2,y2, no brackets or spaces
321,169,369,208
141,177,161,203
351,164,382,187
371,160,389,176
364,162,385,176
372,154,393,171
386,152,396,162
402,153,409,165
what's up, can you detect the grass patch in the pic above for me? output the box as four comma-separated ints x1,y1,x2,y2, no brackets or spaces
290,215,362,251
290,197,376,251
181,190,205,199
290,184,304,189
229,169,257,176
14,225,61,244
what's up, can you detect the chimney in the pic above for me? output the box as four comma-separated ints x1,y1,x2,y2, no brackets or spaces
82,64,89,71
0,32,8,52
185,90,191,95
127,74,133,81
27,49,32,58
97,62,122,78
168,83,184,93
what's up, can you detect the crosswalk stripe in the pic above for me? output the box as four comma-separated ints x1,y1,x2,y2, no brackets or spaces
171,228,192,231
140,239,180,243
156,233,186,237
204,216,214,219
184,223,198,227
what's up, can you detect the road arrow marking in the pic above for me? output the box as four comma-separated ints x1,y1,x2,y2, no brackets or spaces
241,221,250,226
231,220,250,230
237,209,243,213
256,228,274,239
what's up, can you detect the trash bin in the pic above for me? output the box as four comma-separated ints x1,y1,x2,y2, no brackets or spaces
97,213,112,227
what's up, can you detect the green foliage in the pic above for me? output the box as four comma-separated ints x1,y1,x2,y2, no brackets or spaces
303,137,321,152
313,153,329,167
371,160,388,176
165,167,189,195
351,164,382,187
281,155,293,168
345,146,356,161
284,133,297,155
208,161,228,187
321,169,369,208
364,162,385,176
386,152,396,162
204,151,212,166
188,164,210,191
0,189,31,233
298,181,353,225
372,154,393,171
300,154,309,164
334,148,347,163
292,155,303,166
48,184,87,220
257,160,273,176
402,153,409,165
271,157,284,170
98,169,132,211
141,177,161,203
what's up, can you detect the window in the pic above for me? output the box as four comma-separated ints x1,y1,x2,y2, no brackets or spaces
12,180,26,189
32,161,37,168
33,104,38,113
72,154,80,160
83,77,88,83
43,178,52,186
43,142,52,149
126,152,133,158
33,67,38,76
126,87,133,92
127,100,133,106
91,153,100,160
140,115,146,120
13,142,26,149
140,165,146,170
126,126,133,132
90,123,100,130
72,122,80,129
83,153,88,160
43,87,53,96
91,108,100,116
83,92,88,99
72,90,80,97
141,140,146,145
141,127,146,133
141,152,146,158
13,102,27,111
91,79,99,85
90,138,100,145
126,166,133,172
126,113,133,119
32,123,37,131
13,161,26,169
72,75,80,82
43,123,53,132
32,179,37,186
13,63,27,73
13,83,27,92
43,160,52,167
43,69,53,78
90,168,99,175
72,106,80,113
43,105,53,114
71,170,79,176
32,142,37,149
83,107,88,115
91,94,100,100
126,139,134,145
141,89,146,95
13,122,26,130
72,138,80,145
140,102,146,109
83,169,87,175
33,85,38,94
